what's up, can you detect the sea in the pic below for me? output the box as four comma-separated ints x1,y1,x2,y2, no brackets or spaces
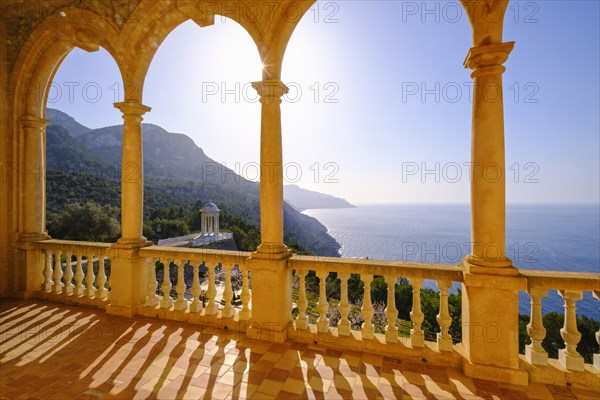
304,204,600,319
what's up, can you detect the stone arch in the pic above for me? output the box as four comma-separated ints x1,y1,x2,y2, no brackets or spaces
120,0,266,101
8,7,124,236
260,0,316,80
11,7,124,119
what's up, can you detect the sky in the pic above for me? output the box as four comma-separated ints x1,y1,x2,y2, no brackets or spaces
47,1,600,204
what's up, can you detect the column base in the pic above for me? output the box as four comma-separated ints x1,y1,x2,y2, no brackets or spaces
18,232,51,242
246,321,289,343
106,304,138,318
462,352,529,386
116,237,153,248
463,254,519,276
559,349,585,371
254,243,292,260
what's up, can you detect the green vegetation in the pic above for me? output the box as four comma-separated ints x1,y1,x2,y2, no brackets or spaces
46,170,340,254
293,272,599,362
47,201,120,242
45,109,341,256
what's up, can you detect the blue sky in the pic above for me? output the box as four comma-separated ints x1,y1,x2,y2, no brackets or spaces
48,1,599,204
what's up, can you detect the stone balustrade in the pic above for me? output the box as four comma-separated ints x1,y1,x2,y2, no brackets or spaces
31,240,600,383
288,256,463,363
521,270,600,372
137,246,252,331
37,240,112,308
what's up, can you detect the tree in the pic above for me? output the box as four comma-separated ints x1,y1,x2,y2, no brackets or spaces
47,201,120,242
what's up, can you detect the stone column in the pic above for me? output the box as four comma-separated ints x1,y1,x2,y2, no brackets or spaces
247,79,292,343
215,214,219,236
460,43,528,385
20,116,50,240
463,42,515,274
201,213,206,235
113,100,150,245
252,79,289,258
107,101,152,318
16,116,50,298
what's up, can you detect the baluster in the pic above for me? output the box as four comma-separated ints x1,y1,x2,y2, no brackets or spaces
593,291,600,372
145,259,159,307
361,274,374,340
205,264,219,315
63,251,74,295
96,254,108,300
160,260,174,308
526,288,548,365
42,250,53,291
239,266,251,320
338,272,351,336
222,264,234,318
385,275,398,343
85,254,96,298
410,277,424,347
558,290,584,371
436,280,453,352
316,270,329,333
52,250,63,293
295,269,308,329
189,262,203,312
74,252,84,296
174,260,189,311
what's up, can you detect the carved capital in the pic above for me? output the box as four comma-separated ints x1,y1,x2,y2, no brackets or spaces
21,116,50,130
464,42,514,77
114,101,151,117
252,80,289,100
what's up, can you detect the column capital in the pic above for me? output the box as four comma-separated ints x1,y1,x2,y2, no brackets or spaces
21,115,50,129
114,101,151,117
252,79,289,99
464,42,514,76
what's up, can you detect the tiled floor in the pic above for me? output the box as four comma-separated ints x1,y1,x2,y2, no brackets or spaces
0,299,597,400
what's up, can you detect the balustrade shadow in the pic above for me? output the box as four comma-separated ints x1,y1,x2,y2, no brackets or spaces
2,299,596,399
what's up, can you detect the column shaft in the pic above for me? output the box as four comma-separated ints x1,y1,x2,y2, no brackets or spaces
20,116,49,238
114,101,150,244
463,42,515,273
252,80,289,257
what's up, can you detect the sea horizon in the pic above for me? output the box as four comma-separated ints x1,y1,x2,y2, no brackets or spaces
304,203,600,318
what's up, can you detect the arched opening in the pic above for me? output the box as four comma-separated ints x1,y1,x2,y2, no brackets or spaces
141,18,262,247
44,47,124,242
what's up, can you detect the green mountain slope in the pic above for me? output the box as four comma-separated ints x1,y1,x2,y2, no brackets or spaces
45,108,341,256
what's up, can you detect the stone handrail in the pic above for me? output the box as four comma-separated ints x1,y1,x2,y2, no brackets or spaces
139,245,250,266
38,239,111,253
521,269,600,291
289,255,463,282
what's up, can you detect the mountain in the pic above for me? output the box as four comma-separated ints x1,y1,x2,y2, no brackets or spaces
284,184,355,212
45,108,342,256
46,108,91,137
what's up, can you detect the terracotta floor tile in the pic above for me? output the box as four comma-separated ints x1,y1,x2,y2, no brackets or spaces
2,300,599,400
472,379,502,395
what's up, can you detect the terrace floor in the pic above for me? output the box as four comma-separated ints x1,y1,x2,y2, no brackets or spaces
0,299,597,400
